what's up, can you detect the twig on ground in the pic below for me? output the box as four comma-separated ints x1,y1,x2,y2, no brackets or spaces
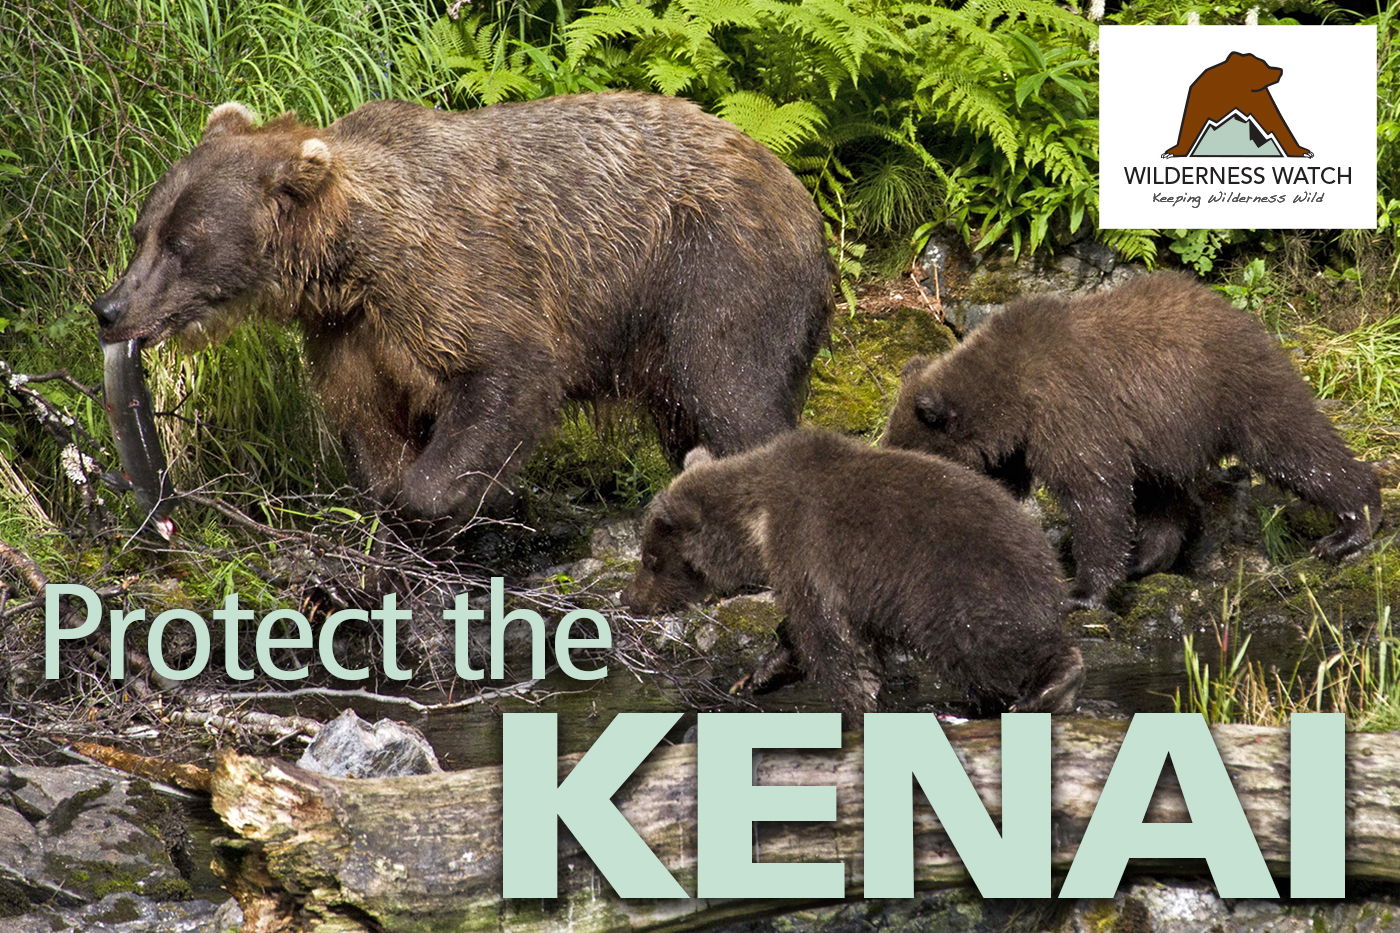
193,681,541,713
0,536,48,593
170,708,323,741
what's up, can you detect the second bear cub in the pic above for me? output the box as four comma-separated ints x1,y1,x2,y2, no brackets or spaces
622,430,1084,717
882,272,1382,609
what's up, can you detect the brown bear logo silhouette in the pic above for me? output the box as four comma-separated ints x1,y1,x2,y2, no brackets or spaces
1164,51,1312,158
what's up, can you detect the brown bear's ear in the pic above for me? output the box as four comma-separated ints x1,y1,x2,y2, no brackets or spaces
274,138,334,200
682,447,715,471
914,390,953,430
901,355,930,380
203,102,258,140
654,490,701,531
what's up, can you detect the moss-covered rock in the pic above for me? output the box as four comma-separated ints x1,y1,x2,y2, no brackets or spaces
1115,574,1211,643
804,308,956,438
2,766,189,907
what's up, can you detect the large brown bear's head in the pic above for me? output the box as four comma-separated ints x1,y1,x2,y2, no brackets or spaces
91,103,333,347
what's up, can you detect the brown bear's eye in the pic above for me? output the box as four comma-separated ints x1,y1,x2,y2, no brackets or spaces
164,235,195,259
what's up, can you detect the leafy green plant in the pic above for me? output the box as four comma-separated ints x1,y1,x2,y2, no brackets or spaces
1257,503,1304,565
1373,0,1400,280
1296,314,1400,460
1175,576,1254,723
1217,256,1270,316
1167,228,1251,275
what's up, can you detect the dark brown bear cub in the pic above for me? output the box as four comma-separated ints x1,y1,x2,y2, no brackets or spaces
621,430,1084,718
92,93,833,524
882,272,1382,610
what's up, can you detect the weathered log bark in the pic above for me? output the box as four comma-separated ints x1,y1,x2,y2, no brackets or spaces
210,721,1400,933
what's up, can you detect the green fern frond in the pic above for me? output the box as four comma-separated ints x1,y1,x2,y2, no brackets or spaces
455,66,539,105
961,0,1097,40
565,2,668,63
900,5,1012,73
644,56,699,95
917,69,1019,160
753,0,905,85
471,18,497,61
717,91,827,157
428,17,468,57
1099,229,1159,267
675,0,763,31
820,118,903,147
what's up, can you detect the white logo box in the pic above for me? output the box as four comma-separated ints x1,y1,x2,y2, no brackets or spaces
1099,25,1376,230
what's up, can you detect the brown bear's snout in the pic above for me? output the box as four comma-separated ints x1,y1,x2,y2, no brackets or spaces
91,288,126,328
620,575,658,615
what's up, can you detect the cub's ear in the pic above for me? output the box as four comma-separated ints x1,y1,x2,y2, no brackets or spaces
913,390,954,430
275,138,334,200
203,102,258,140
653,491,701,531
682,447,715,471
901,355,930,380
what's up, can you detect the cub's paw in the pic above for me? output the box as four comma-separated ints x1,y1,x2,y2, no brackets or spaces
1062,592,1104,614
732,646,801,697
1314,513,1376,563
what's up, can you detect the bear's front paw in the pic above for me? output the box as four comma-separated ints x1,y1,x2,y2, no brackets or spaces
1063,591,1104,614
739,646,801,696
1314,516,1373,562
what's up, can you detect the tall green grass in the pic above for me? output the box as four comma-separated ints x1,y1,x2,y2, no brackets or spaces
0,0,451,516
1176,546,1400,731
1296,316,1400,461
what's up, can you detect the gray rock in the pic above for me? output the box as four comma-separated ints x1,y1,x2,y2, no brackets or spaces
589,513,642,562
5,893,223,932
917,225,1147,333
0,802,43,883
0,764,198,929
0,765,189,905
208,896,243,932
297,708,443,778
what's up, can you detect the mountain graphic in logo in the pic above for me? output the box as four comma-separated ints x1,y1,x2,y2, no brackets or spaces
1164,51,1312,159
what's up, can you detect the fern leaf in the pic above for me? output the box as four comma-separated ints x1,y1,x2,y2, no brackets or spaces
917,69,1019,160
716,91,827,157
565,2,667,63
961,0,1097,40
644,56,699,95
676,0,763,30
900,5,1011,73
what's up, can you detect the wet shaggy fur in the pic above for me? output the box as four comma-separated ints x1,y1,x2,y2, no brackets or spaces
621,430,1084,717
882,272,1382,608
92,94,834,522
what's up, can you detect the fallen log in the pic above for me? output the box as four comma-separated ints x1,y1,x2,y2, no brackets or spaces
210,720,1400,933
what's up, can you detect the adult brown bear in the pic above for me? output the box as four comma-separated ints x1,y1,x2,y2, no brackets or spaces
92,93,834,524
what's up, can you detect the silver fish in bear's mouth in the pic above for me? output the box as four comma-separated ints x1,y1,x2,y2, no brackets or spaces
101,338,176,539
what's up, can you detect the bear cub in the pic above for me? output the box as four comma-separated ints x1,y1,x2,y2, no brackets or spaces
621,429,1084,718
882,272,1382,610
